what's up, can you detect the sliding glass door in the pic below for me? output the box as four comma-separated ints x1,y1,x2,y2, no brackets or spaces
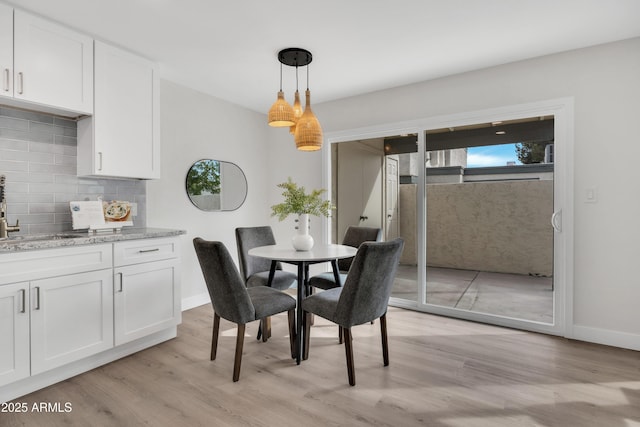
325,99,572,336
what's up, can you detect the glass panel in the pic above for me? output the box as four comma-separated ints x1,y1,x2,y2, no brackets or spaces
423,117,554,323
330,136,420,303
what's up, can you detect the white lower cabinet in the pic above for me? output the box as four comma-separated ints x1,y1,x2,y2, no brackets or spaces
0,282,30,387
30,269,114,375
0,236,182,400
114,258,181,345
0,269,113,386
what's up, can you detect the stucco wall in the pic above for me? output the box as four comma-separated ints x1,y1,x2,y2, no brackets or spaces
426,180,553,275
399,181,553,276
399,184,417,265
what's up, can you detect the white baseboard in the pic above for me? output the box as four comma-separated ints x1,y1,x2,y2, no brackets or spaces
182,292,210,311
570,325,640,351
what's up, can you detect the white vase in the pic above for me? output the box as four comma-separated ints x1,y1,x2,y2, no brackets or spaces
292,213,314,251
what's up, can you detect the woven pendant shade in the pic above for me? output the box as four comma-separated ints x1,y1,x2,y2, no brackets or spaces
268,90,295,127
289,90,303,134
294,90,323,151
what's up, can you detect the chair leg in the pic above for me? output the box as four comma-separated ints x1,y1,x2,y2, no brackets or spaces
380,313,389,366
303,311,312,360
287,309,296,359
261,317,271,342
266,316,272,339
338,326,343,344
211,313,220,360
256,323,262,341
233,323,246,382
343,327,355,386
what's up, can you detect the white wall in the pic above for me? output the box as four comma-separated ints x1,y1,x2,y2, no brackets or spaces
150,38,640,350
265,37,640,349
147,80,272,309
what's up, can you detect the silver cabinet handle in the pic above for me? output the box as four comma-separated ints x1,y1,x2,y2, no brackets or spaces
3,68,9,92
138,248,159,253
98,152,103,171
117,272,123,293
20,289,26,313
17,72,23,94
34,286,40,310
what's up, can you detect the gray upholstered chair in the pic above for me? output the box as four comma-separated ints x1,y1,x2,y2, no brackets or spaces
301,238,404,386
193,238,296,382
309,226,383,291
236,226,298,341
236,226,297,290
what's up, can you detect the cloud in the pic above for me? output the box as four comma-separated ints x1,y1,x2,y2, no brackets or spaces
466,144,520,168
467,153,513,167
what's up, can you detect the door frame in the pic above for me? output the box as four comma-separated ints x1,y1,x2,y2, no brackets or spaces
322,97,574,338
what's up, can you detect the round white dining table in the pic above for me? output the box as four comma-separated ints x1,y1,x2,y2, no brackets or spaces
248,244,357,364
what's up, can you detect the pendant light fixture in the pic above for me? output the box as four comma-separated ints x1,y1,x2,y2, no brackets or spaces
269,48,323,151
267,61,295,127
294,65,323,151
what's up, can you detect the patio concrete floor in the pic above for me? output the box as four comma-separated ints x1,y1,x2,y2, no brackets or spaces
391,264,554,323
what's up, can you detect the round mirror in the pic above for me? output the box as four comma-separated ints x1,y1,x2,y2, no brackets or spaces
186,159,248,211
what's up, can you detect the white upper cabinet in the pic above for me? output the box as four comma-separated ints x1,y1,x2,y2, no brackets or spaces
9,9,93,115
77,41,160,179
0,4,13,99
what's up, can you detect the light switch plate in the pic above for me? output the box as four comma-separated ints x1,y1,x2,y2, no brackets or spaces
585,187,597,203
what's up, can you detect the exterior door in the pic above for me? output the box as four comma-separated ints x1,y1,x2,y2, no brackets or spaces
385,156,400,240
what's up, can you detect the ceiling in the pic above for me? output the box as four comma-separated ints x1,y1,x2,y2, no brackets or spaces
7,0,640,114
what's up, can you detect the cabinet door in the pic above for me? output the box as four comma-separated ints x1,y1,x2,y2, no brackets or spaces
114,259,181,346
93,41,160,179
0,282,30,387
13,10,93,114
0,4,12,99
30,270,113,375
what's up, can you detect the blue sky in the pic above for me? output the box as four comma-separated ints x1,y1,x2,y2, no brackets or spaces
467,143,521,168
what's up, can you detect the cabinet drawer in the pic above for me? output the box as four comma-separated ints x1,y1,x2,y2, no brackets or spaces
114,237,180,267
0,244,112,285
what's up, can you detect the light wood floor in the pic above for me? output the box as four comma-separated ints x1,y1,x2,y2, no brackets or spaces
4,305,640,427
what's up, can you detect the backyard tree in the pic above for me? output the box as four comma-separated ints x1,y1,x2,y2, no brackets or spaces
515,141,550,164
187,160,220,195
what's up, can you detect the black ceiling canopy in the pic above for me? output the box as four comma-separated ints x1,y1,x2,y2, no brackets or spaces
278,48,312,67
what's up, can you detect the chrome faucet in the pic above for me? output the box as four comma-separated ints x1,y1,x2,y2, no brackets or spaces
0,175,20,239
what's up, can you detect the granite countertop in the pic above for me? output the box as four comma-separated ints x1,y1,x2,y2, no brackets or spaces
0,227,187,253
